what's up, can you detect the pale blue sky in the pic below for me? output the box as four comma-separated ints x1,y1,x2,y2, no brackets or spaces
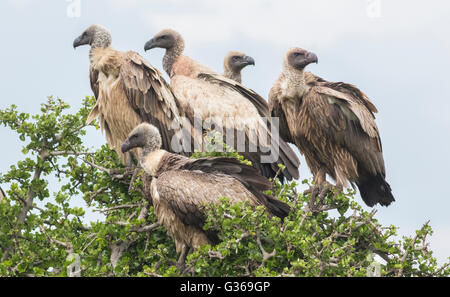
0,0,449,263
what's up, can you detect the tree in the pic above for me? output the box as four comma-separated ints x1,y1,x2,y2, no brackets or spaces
0,97,448,277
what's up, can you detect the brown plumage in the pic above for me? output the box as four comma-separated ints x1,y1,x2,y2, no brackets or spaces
269,47,394,207
73,25,193,163
144,30,300,182
121,123,290,257
223,51,255,83
0,186,5,202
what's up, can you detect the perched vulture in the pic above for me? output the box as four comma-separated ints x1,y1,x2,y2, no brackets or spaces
144,29,300,182
223,51,255,83
269,48,394,207
121,123,290,262
73,24,194,164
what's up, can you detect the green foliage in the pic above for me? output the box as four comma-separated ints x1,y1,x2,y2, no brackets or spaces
0,97,448,277
190,131,252,166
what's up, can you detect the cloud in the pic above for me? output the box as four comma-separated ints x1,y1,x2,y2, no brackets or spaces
134,0,450,50
7,0,34,9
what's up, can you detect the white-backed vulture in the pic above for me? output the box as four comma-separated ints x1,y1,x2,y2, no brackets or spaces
144,29,300,182
73,25,194,164
269,47,394,207
121,123,290,263
223,51,255,83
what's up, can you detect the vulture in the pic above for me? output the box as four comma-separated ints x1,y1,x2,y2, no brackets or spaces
73,24,194,164
223,51,255,83
144,29,300,182
121,123,291,264
268,47,394,207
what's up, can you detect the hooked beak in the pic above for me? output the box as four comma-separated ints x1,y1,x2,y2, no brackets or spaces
73,35,87,49
144,38,156,51
306,52,318,64
121,138,132,154
243,56,255,66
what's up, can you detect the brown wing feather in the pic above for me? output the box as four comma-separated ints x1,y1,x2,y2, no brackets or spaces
89,66,99,99
268,82,295,144
181,157,291,219
191,73,300,181
304,87,385,177
155,170,260,245
121,51,193,155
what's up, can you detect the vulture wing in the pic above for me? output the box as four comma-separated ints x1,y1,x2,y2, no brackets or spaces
155,169,261,244
0,186,5,202
303,83,394,206
171,72,299,181
197,73,269,118
155,157,289,231
268,83,295,144
303,84,385,178
181,157,291,219
120,51,193,154
87,50,194,156
89,66,99,99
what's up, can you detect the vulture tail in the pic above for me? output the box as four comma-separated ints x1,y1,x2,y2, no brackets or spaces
356,174,395,207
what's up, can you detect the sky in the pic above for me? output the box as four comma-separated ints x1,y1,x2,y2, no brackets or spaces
0,0,449,264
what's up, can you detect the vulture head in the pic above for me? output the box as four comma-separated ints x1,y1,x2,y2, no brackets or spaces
121,123,162,154
144,29,184,52
224,51,255,74
285,47,318,71
73,24,112,49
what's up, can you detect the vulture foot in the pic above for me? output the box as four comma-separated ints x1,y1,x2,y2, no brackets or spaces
176,246,191,275
304,181,335,213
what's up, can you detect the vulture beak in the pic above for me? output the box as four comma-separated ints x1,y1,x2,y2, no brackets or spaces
306,52,318,64
243,56,255,66
73,35,87,49
144,38,156,51
121,138,132,154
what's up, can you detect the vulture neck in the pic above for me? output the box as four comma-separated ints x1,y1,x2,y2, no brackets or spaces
224,69,242,83
89,46,112,63
282,65,308,99
163,41,185,77
140,149,166,177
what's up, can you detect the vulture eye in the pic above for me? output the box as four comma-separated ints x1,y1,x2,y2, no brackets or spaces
160,35,167,40
232,56,240,60
294,52,304,57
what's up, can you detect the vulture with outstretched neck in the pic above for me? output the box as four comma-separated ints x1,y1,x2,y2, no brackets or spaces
122,123,290,263
73,25,194,163
223,51,255,83
144,29,300,182
269,47,394,207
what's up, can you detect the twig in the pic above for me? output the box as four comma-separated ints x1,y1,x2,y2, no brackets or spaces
256,231,276,265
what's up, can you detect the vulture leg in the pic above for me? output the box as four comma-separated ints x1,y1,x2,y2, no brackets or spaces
303,167,327,196
306,181,334,213
313,167,327,186
177,245,190,273
318,181,334,203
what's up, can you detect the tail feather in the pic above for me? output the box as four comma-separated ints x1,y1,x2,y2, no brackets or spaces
356,174,395,207
264,195,291,219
